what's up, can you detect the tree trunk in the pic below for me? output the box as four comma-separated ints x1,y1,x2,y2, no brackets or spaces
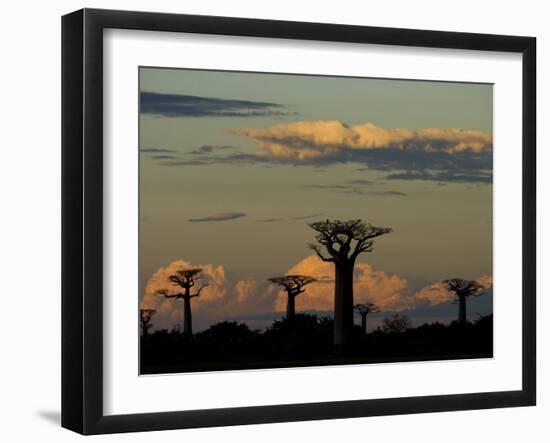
286,292,295,319
333,262,354,346
458,294,466,324
361,313,367,337
183,295,193,336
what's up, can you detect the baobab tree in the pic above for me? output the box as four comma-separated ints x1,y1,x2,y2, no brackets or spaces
354,303,380,337
443,278,485,325
269,275,317,319
139,308,156,337
157,268,208,337
308,219,392,346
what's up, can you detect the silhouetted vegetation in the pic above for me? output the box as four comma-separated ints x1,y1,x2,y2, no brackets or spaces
443,278,486,324
140,219,492,374
156,268,209,337
139,309,156,337
354,303,380,337
382,314,412,334
308,219,392,346
140,313,493,374
268,275,317,319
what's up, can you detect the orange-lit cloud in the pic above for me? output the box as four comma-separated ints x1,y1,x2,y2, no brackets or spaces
230,120,493,161
141,257,493,331
414,275,494,305
273,256,494,313
273,255,414,312
140,259,278,331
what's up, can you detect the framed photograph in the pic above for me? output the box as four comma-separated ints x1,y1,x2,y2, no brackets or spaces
62,8,536,435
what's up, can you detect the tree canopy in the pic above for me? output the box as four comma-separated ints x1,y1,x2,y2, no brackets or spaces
354,303,380,316
308,219,392,264
268,275,317,294
156,268,209,299
443,278,485,299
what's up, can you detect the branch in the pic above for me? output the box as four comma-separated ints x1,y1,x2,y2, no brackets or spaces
309,244,334,262
169,275,186,288
190,284,209,298
157,289,181,299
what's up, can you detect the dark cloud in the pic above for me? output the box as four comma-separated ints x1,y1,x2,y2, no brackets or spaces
304,184,358,191
150,155,180,160
140,147,176,153
189,145,238,155
385,170,492,184
224,121,493,184
140,92,291,118
303,181,407,197
155,152,260,167
152,139,492,185
349,179,375,185
370,190,407,196
188,212,246,222
160,147,468,169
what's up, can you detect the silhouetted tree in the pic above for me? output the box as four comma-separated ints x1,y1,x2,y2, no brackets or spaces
443,278,485,324
196,321,256,346
139,308,156,337
157,268,208,337
308,219,392,345
268,275,317,319
382,314,412,334
354,303,380,337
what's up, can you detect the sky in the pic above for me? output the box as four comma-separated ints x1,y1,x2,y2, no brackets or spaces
138,67,493,332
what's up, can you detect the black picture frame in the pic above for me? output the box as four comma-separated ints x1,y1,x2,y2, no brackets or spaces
61,8,536,435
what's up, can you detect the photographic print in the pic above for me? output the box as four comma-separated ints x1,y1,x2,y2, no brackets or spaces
138,67,493,375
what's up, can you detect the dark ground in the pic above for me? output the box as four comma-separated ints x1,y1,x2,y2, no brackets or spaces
140,314,493,374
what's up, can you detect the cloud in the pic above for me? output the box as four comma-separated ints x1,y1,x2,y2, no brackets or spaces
476,275,493,288
150,155,180,160
304,184,359,191
349,179,375,185
140,92,290,117
188,212,246,222
140,147,176,153
304,183,406,196
141,257,493,332
414,275,493,306
273,256,493,314
189,145,237,155
154,152,259,167
370,190,407,196
385,170,492,184
149,120,492,185
141,259,279,331
226,120,493,183
230,120,492,156
273,255,414,313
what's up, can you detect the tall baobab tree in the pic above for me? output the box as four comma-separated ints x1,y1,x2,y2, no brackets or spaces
443,278,485,325
157,268,208,337
308,219,392,346
268,275,317,319
139,308,156,337
353,303,380,337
